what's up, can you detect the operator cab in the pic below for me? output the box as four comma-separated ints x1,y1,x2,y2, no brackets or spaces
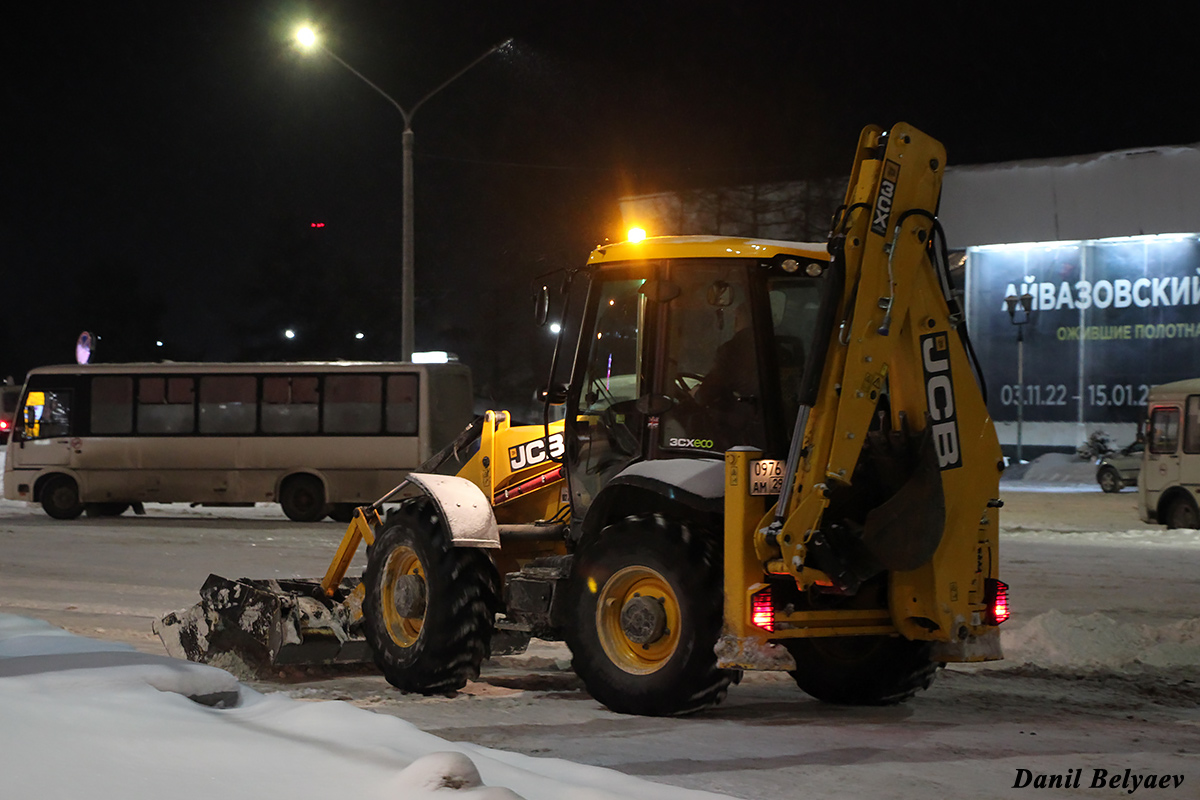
551,236,833,518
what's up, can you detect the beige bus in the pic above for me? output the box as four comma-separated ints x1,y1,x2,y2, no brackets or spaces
3,362,473,521
1139,378,1200,529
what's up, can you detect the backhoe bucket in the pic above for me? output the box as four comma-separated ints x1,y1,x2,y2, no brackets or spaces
154,574,371,677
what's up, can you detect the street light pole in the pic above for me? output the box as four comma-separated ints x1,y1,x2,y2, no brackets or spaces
295,27,510,361
1005,291,1034,463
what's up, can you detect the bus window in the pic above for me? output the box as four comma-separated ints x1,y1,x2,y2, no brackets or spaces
22,390,73,440
91,377,133,434
324,375,382,434
138,377,195,434
262,376,319,434
1148,406,1180,455
199,376,257,434
1185,396,1200,455
386,374,418,435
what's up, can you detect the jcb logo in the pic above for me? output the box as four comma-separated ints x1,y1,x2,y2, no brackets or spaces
871,159,901,237
509,432,565,471
921,332,962,470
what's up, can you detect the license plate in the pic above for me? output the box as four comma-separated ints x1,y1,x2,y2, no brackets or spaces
749,459,787,496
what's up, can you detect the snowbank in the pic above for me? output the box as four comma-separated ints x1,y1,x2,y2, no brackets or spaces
0,614,732,800
1003,610,1200,670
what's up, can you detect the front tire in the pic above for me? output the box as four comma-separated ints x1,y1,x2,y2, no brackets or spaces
1164,494,1200,530
1097,466,1122,493
361,500,497,694
41,475,84,520
784,635,937,705
565,514,735,716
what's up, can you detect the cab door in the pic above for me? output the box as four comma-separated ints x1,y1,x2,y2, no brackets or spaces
565,272,654,519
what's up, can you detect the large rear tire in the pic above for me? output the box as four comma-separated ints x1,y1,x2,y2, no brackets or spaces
361,500,496,694
565,513,735,716
784,635,938,705
41,475,84,520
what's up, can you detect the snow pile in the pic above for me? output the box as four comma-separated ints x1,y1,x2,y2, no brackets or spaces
0,613,239,702
1002,610,1200,670
0,613,733,800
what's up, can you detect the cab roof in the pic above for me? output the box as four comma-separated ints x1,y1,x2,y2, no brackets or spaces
587,235,830,265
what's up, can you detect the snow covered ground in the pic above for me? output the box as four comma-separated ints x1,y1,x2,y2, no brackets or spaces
0,614,729,800
2,448,1198,798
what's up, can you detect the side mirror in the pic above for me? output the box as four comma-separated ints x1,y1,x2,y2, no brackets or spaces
634,393,675,416
533,285,550,326
536,383,569,405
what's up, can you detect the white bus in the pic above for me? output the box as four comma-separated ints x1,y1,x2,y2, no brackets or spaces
1139,378,1200,529
3,361,474,521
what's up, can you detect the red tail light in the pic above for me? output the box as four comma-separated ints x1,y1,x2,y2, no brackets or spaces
0,419,8,430
751,588,774,632
985,579,1010,625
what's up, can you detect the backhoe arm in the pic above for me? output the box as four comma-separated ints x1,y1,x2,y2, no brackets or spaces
755,123,1003,646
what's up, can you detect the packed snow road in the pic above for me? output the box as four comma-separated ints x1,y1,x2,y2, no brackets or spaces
1,482,1197,799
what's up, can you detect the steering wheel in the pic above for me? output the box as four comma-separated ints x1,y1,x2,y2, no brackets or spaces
673,371,705,399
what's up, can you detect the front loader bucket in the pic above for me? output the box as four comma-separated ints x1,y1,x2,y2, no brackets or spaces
154,574,372,677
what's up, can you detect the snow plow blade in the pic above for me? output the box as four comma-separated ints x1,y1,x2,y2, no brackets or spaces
154,574,370,676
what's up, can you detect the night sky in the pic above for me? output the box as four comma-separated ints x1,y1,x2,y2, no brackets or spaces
4,2,1197,410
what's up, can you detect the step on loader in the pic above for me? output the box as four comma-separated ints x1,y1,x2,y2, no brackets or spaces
158,122,1011,714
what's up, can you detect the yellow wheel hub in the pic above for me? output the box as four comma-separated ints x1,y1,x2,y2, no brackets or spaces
595,565,681,675
380,545,425,648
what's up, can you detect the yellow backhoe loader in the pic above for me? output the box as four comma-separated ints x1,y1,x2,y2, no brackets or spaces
158,122,1010,714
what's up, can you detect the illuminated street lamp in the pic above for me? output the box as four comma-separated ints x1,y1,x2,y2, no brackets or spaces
294,25,510,362
1004,291,1034,463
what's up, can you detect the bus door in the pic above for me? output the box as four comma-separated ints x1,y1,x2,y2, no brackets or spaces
1143,403,1182,507
15,389,74,467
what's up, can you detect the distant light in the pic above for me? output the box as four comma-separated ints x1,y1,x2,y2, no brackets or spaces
411,350,448,364
155,341,163,347
284,329,296,340
549,322,562,334
355,332,365,340
295,25,318,50
311,222,325,228
627,227,647,243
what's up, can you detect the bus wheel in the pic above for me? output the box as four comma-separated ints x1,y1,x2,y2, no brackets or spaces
41,475,84,520
1165,495,1200,530
279,475,327,522
327,503,356,523
85,503,130,517
784,635,938,705
565,514,735,716
362,500,496,694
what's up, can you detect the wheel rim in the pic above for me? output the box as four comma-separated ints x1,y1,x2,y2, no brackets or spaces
594,566,681,675
380,545,425,647
50,483,77,512
1099,470,1117,491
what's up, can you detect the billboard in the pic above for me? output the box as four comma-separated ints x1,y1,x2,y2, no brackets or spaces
965,234,1200,429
